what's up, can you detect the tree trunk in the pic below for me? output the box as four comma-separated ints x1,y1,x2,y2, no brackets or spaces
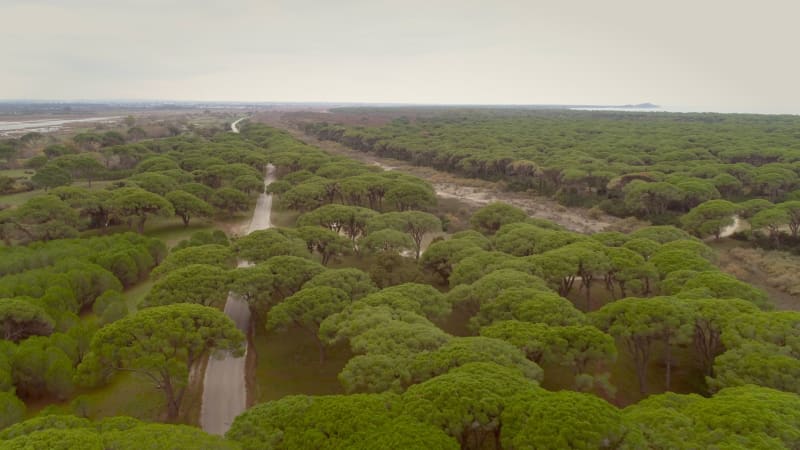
628,338,650,395
636,355,647,395
162,377,180,421
181,215,190,227
664,335,672,391
582,276,593,310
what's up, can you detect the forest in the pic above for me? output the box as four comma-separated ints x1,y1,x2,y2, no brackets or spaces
303,109,800,226
0,113,798,449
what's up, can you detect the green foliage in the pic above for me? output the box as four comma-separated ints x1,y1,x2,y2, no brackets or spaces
232,229,309,263
151,244,235,278
469,202,528,235
470,287,585,330
624,385,800,448
31,165,71,190
420,237,485,284
0,392,25,430
267,287,351,362
373,283,450,319
1,195,80,243
680,199,737,238
501,390,627,449
449,270,553,324
339,416,458,450
402,362,540,448
76,304,244,419
0,298,55,342
173,229,229,251
481,321,616,389
165,190,213,226
592,296,694,394
385,181,436,211
708,342,800,394
0,416,236,449
11,336,76,399
210,187,250,215
349,322,450,357
298,204,377,242
295,226,352,265
255,256,325,300
409,336,543,384
303,268,377,300
142,264,231,308
366,211,442,258
226,393,401,450
751,206,790,243
109,187,174,233
359,229,414,255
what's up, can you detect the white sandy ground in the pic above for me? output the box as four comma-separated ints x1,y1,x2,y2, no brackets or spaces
719,215,744,238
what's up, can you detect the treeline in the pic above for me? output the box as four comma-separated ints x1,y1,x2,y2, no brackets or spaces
212,202,798,449
214,124,799,448
3,122,800,448
1,132,269,242
0,124,265,427
0,114,211,196
682,197,800,252
303,109,800,222
0,233,164,420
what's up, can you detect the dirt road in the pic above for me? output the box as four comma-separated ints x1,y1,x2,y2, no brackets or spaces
231,117,246,133
200,163,275,435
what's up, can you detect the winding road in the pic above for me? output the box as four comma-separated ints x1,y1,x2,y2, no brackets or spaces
200,118,271,435
231,117,246,133
719,215,744,238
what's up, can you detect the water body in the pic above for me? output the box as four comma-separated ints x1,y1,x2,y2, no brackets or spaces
0,116,121,136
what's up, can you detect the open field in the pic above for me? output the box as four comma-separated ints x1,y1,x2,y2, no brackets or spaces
252,326,351,403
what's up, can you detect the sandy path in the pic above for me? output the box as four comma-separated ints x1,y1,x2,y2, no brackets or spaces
718,215,745,238
259,113,616,234
199,156,274,434
231,117,246,133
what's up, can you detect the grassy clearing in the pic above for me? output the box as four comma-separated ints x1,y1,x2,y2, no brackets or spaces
0,189,42,207
0,168,33,179
23,372,165,422
143,219,215,248
123,278,154,314
252,326,351,403
269,205,300,228
74,373,166,421
0,180,117,208
712,239,800,311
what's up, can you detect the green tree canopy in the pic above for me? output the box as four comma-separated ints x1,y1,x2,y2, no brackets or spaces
303,268,377,300
110,187,174,233
267,287,351,363
0,298,55,342
141,264,231,309
76,304,244,420
165,190,213,227
469,202,528,235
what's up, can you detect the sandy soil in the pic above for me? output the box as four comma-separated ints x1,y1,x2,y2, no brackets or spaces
257,111,618,234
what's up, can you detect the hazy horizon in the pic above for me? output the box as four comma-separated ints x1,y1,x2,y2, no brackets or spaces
2,0,798,115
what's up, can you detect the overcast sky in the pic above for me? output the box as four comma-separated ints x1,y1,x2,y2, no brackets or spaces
1,0,798,113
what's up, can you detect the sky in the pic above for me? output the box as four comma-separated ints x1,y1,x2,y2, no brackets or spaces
1,0,799,114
